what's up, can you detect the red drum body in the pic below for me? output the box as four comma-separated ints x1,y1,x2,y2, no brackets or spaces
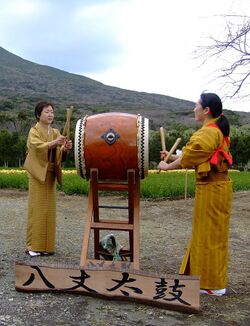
75,112,149,180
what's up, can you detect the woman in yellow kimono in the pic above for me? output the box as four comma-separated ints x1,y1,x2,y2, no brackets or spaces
24,101,72,257
158,93,232,296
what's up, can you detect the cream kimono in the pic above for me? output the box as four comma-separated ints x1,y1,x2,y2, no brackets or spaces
24,122,64,253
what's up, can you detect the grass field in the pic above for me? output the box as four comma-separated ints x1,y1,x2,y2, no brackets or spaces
0,168,248,199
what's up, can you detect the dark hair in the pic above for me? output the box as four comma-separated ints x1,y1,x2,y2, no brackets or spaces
200,93,230,137
34,101,54,121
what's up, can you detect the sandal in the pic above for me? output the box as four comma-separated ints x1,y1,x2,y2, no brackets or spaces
25,250,41,257
200,288,226,296
41,252,54,256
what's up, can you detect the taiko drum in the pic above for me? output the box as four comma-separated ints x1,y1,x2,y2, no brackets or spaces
74,112,149,180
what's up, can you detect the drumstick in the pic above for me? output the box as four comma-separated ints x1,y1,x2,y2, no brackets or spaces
160,127,166,152
157,127,166,173
63,106,73,139
164,137,182,162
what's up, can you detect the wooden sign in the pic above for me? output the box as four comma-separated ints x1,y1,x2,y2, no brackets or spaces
15,262,200,313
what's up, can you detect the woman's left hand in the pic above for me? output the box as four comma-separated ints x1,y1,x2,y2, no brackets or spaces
160,150,168,160
63,139,72,151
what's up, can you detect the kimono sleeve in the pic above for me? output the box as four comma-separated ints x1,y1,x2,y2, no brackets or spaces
23,128,49,183
180,127,222,172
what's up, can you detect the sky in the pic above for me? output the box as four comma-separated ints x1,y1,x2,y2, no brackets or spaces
0,0,249,112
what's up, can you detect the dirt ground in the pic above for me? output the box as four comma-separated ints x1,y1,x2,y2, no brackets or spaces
0,188,249,326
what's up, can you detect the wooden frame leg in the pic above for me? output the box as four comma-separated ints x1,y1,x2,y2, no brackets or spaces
80,184,93,267
133,177,140,270
91,169,100,259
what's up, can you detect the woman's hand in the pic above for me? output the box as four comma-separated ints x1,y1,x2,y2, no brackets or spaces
158,161,169,171
158,156,182,171
160,151,179,162
160,151,168,160
63,139,72,151
48,135,65,149
56,135,66,145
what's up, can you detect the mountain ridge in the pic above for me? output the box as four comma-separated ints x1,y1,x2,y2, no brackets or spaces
0,46,249,128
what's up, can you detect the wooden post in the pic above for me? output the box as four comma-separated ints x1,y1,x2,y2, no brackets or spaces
184,169,188,200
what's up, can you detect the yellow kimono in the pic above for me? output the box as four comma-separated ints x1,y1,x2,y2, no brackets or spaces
179,119,232,289
24,123,64,253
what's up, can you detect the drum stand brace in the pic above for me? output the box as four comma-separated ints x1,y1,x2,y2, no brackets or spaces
80,168,140,270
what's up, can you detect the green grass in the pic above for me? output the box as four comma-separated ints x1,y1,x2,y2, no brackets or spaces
0,169,249,199
60,173,88,195
140,172,196,199
141,170,249,199
0,171,28,190
228,170,250,191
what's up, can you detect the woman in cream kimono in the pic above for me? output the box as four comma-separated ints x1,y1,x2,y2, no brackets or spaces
158,93,232,296
24,101,72,257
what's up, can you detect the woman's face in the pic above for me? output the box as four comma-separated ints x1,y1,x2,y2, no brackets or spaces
39,105,54,125
193,100,207,122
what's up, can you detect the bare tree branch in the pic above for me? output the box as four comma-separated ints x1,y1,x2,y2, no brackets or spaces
194,15,250,99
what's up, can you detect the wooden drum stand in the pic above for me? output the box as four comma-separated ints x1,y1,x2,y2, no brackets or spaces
80,168,140,270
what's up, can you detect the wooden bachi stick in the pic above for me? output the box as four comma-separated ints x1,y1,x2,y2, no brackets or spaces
62,106,73,139
158,129,181,173
158,127,166,173
160,127,166,152
164,137,182,162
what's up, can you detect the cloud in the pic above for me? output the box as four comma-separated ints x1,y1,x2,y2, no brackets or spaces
0,0,123,72
0,0,249,111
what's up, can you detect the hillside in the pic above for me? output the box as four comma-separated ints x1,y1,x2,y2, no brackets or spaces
0,46,249,129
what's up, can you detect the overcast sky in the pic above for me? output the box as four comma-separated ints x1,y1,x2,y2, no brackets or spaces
0,0,249,112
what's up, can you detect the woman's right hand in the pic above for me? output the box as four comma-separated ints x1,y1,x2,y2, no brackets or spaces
56,135,66,145
48,136,66,149
158,161,169,171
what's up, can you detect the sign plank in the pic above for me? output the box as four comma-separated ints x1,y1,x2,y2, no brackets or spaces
15,262,200,313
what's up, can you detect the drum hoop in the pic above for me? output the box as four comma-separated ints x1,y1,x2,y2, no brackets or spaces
75,116,87,178
143,117,149,177
137,115,149,179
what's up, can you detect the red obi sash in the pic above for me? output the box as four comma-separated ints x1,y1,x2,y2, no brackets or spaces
207,123,233,166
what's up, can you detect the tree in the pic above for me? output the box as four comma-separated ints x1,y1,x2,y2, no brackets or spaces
230,126,250,169
11,133,27,167
0,130,12,167
195,15,250,99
